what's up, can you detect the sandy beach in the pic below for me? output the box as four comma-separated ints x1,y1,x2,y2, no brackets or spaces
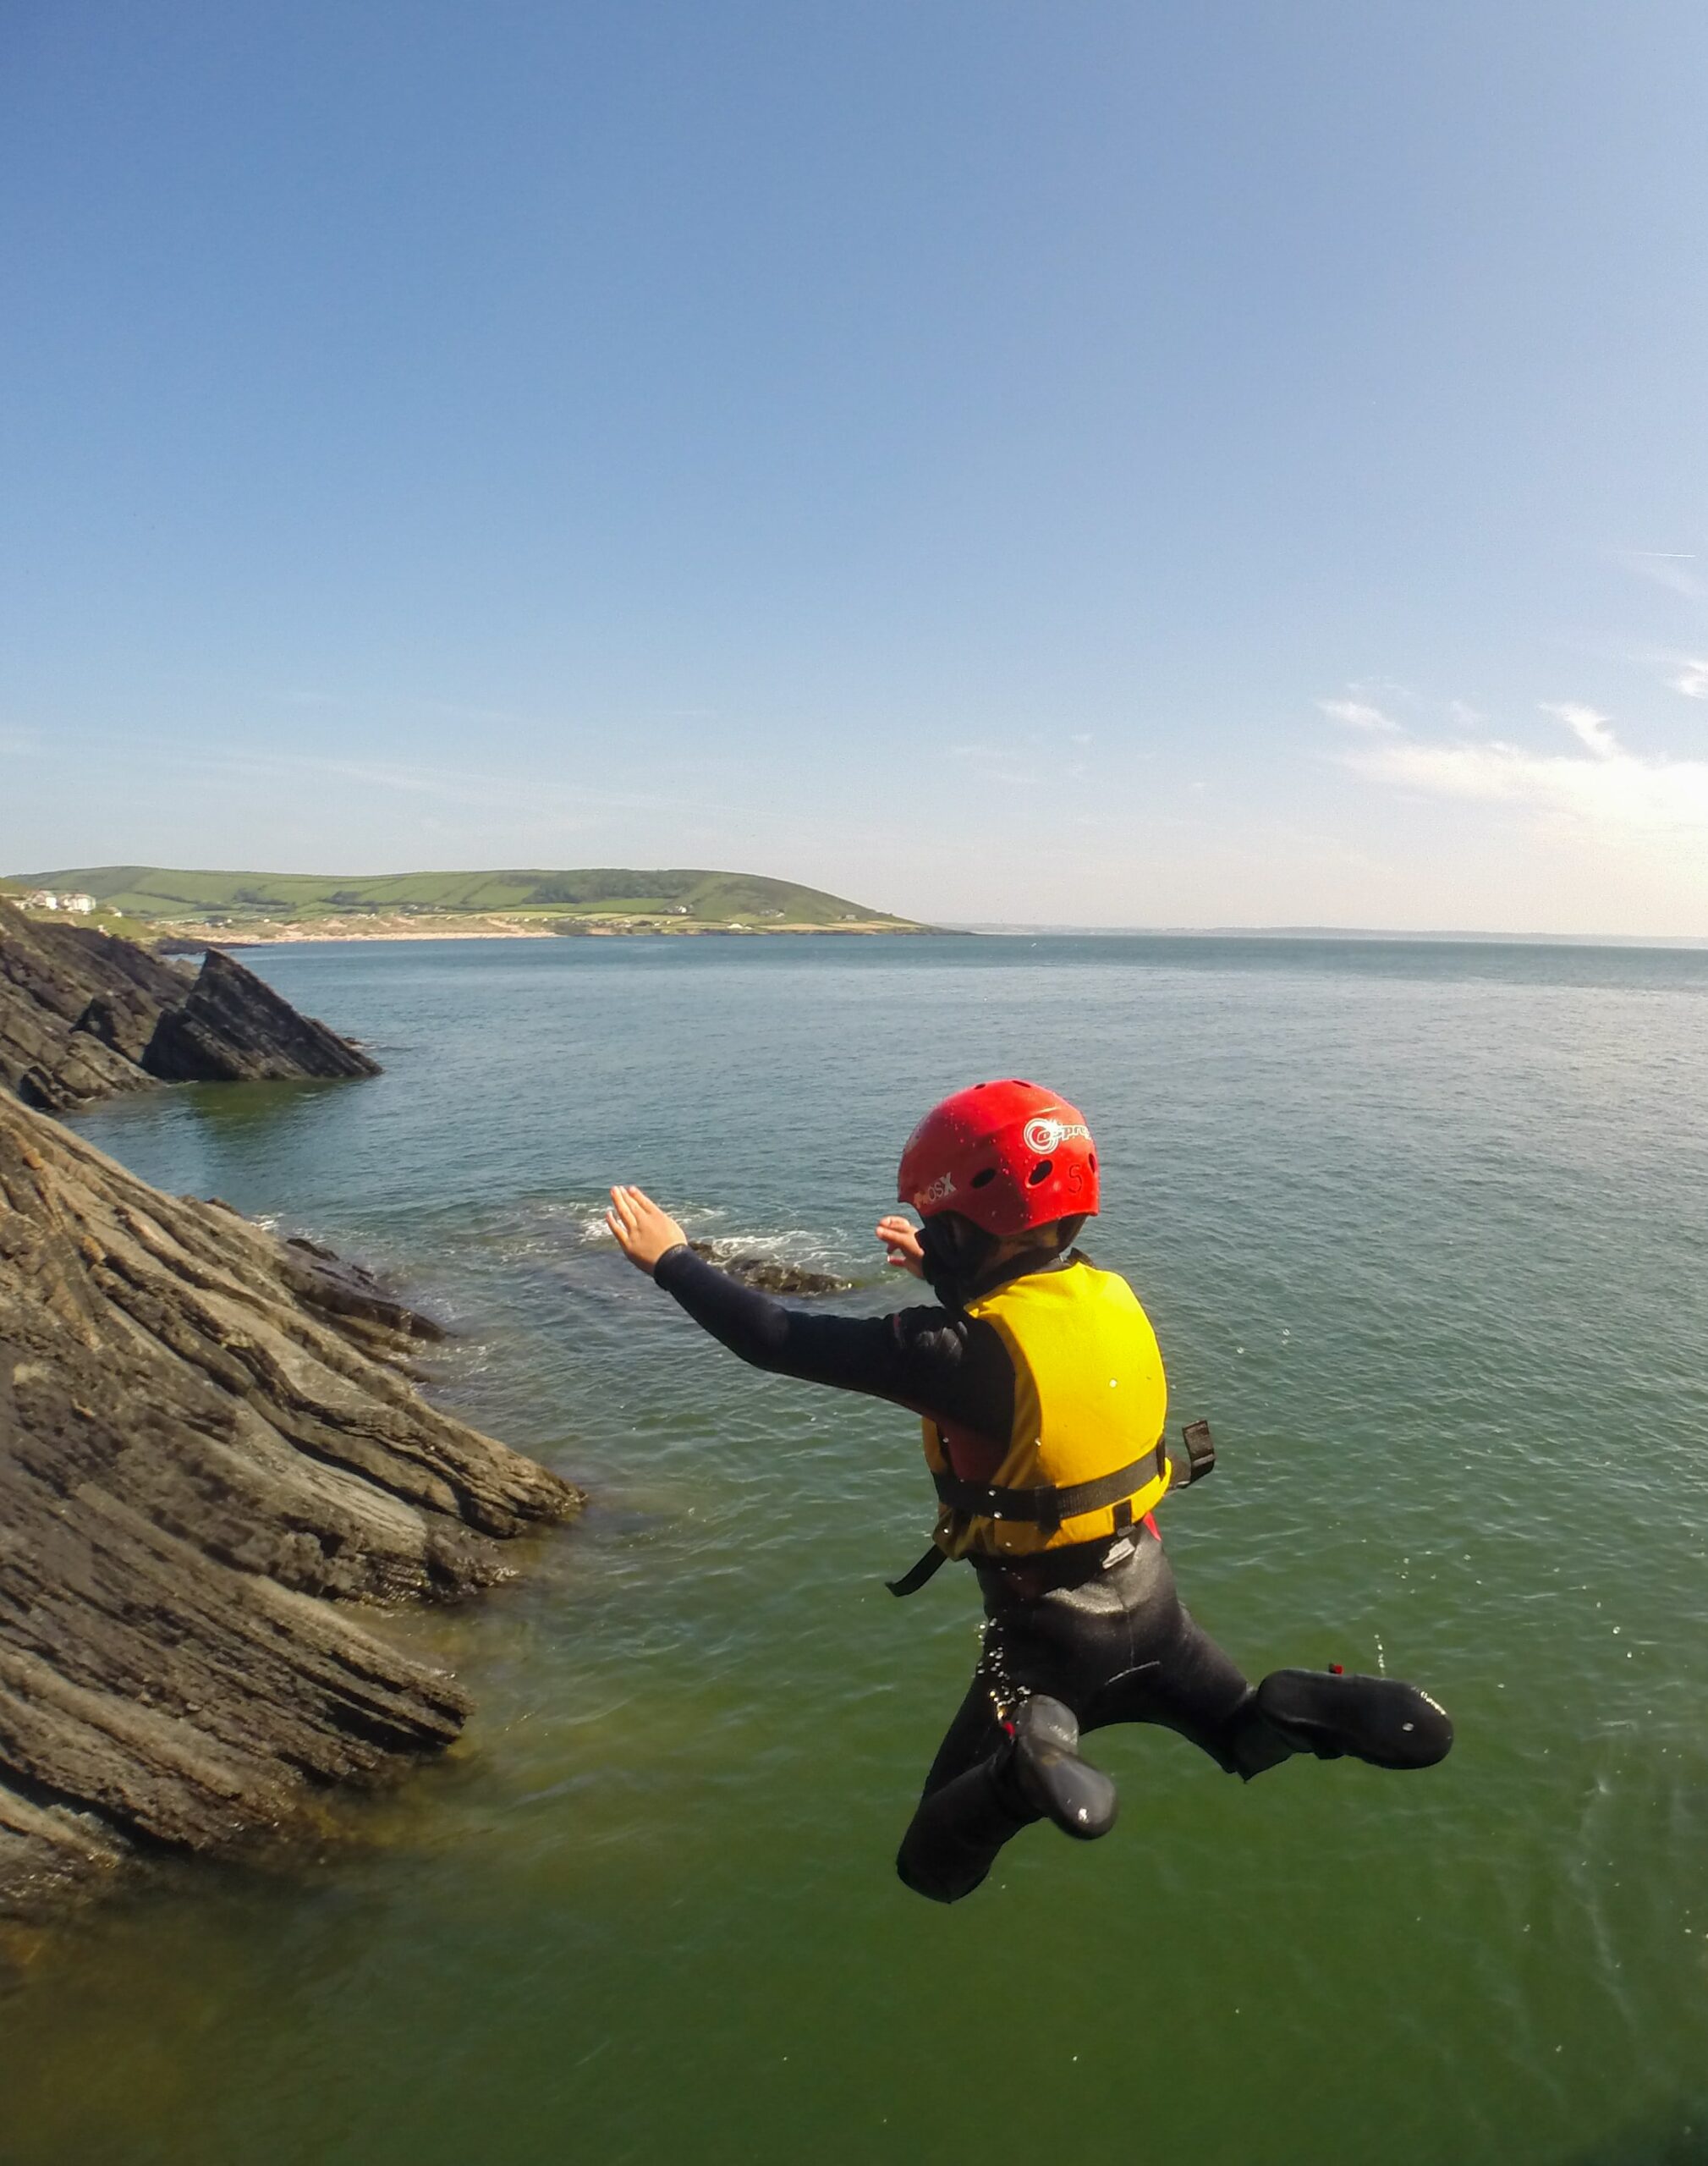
161,912,928,947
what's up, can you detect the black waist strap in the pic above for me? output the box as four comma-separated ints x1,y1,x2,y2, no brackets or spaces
885,1546,950,1599
887,1442,1167,1599
930,1444,1164,1537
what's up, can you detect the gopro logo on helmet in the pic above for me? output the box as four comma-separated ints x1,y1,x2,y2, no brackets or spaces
1024,1116,1090,1154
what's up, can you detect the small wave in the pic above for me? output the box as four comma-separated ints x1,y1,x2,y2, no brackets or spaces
538,1201,868,1278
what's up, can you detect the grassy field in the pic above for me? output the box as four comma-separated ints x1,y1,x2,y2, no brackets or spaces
11,866,921,932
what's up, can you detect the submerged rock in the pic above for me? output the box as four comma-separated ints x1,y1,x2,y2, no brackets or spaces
0,900,376,1111
0,1092,583,1921
686,1240,853,1295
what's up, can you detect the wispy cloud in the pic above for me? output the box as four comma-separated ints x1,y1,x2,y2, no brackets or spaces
264,685,551,729
1623,551,1706,605
1667,657,1708,701
26,727,676,824
944,741,1038,788
1318,697,1400,734
1540,701,1618,757
1330,694,1708,841
193,746,687,827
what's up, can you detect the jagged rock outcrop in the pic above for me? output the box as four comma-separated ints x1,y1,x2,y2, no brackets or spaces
687,1240,853,1295
0,900,376,1112
0,904,190,1111
143,947,378,1083
0,1093,582,1920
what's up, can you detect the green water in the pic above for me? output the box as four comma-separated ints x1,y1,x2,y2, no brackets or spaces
8,934,1708,2166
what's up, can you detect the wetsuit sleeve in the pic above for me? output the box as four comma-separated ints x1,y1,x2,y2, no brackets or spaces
650,1245,1010,1436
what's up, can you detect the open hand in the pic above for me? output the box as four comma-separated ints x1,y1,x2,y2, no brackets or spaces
875,1213,925,1277
607,1185,689,1275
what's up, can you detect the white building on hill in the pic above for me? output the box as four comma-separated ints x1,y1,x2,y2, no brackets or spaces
20,889,96,913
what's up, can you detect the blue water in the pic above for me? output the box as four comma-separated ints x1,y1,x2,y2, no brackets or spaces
6,932,1708,2166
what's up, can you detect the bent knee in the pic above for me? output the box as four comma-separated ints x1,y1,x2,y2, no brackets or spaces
896,1845,987,1905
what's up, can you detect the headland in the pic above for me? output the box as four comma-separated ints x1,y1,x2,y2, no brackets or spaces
6,865,935,948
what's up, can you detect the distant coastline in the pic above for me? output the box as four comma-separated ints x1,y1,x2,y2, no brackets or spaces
158,913,936,948
3,864,937,951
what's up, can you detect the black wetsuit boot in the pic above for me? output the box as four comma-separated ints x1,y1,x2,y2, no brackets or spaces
1006,1696,1119,1839
1253,1669,1453,1768
895,1695,1117,1905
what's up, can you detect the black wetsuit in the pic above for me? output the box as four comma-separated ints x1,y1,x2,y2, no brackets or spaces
653,1244,1282,1903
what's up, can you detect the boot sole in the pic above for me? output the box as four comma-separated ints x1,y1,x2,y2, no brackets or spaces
1255,1670,1453,1770
1012,1696,1119,1839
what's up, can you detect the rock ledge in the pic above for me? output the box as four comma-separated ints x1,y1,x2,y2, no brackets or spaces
0,1092,582,1921
0,899,377,1112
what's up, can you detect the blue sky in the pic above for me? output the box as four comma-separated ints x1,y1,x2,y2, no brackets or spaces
4,1,1706,932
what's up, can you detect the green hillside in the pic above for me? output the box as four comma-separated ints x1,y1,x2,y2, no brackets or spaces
13,866,916,928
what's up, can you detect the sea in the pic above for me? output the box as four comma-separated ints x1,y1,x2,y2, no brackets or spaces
4,932,1708,2166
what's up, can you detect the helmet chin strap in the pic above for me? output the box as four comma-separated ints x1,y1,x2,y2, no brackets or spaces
918,1214,1073,1309
916,1214,985,1308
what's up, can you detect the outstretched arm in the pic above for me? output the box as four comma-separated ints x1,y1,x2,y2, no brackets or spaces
604,1185,1008,1432
607,1183,919,1387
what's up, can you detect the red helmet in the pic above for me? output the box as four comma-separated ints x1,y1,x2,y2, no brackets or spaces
897,1080,1100,1237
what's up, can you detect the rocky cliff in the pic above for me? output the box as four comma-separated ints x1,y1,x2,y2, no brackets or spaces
0,1092,582,1921
0,899,377,1112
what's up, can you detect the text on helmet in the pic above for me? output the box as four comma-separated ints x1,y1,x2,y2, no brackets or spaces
1023,1117,1090,1154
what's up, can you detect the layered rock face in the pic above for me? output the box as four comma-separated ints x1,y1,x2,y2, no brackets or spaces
0,900,377,1111
0,1093,582,1920
143,947,379,1083
0,904,191,1110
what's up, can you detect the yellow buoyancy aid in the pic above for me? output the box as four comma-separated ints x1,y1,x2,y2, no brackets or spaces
922,1258,1171,1562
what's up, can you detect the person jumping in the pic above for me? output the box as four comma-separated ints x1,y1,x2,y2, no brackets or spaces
607,1079,1452,1905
